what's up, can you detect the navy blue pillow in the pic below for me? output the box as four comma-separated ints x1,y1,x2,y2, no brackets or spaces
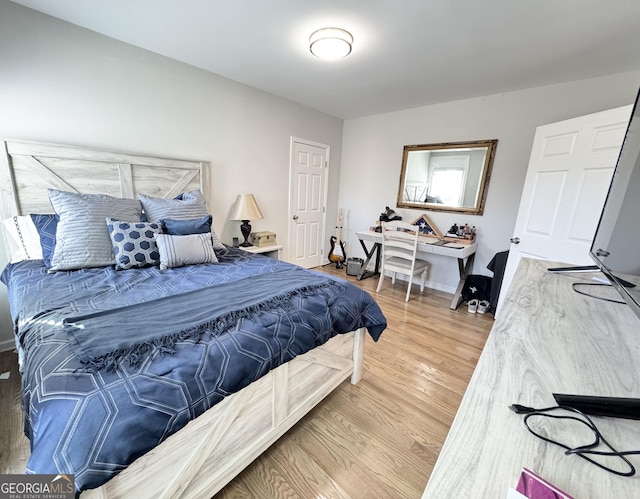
30,214,59,268
161,215,212,235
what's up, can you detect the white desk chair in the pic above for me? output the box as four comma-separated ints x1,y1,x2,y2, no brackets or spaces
376,221,430,302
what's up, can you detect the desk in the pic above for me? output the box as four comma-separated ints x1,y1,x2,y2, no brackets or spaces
422,258,640,497
355,230,476,310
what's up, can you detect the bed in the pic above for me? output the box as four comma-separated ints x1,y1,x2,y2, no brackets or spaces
0,139,387,497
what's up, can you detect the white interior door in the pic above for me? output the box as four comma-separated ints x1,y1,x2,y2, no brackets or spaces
289,138,328,268
497,105,632,316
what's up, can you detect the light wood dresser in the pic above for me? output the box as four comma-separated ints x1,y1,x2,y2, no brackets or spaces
422,257,640,498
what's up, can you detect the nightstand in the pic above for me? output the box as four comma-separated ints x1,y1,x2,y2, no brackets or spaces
238,244,283,260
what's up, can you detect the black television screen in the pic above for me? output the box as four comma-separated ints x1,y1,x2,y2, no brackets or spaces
590,86,640,320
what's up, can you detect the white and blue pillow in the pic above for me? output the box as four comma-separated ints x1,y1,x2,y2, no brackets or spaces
2,214,58,267
1,215,44,263
155,232,218,270
106,219,162,270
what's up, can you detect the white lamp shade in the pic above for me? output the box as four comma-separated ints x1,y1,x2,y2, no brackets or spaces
229,194,264,221
309,27,353,60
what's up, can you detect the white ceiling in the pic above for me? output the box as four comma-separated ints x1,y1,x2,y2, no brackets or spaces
12,0,640,119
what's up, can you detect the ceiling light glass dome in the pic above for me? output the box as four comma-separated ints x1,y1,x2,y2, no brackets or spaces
309,28,353,60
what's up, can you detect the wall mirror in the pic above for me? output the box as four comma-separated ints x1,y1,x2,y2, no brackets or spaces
396,139,498,215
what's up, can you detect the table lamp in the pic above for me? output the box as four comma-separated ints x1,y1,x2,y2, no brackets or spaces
229,194,264,247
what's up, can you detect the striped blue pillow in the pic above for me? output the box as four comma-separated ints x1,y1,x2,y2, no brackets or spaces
139,191,208,223
48,189,143,271
155,233,218,270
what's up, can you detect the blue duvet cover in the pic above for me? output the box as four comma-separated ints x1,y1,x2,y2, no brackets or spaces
1,248,386,493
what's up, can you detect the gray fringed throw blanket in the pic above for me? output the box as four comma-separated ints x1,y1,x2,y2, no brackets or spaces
64,268,344,371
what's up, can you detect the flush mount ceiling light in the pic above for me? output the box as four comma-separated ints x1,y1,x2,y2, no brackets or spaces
309,27,353,60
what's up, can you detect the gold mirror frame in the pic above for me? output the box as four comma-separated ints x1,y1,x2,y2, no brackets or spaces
396,139,498,215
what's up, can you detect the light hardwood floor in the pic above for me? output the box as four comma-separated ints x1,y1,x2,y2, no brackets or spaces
0,265,493,498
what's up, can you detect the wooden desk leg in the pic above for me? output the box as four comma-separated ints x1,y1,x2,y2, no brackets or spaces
450,253,476,310
357,240,381,280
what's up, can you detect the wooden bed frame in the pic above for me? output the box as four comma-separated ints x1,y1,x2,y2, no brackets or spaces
0,139,366,497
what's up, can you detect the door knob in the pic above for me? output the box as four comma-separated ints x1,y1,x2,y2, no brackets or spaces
292,215,298,220
510,237,520,244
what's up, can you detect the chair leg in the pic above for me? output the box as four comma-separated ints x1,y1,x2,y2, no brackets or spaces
376,270,384,293
420,269,427,293
405,276,413,302
391,272,396,285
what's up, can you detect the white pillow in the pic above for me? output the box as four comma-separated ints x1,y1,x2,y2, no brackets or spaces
1,216,44,263
155,232,218,270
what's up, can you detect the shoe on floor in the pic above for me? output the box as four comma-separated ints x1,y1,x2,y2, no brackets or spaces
477,300,490,314
467,299,478,313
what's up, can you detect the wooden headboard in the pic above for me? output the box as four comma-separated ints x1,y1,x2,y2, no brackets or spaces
0,140,210,219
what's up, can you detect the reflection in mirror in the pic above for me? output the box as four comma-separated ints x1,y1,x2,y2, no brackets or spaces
397,140,498,215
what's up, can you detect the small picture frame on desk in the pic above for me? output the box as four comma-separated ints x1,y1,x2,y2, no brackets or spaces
412,213,442,238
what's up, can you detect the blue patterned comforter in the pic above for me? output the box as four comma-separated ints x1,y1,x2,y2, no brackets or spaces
1,248,386,493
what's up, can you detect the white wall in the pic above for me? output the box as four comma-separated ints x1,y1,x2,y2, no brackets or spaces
340,72,640,293
0,1,344,347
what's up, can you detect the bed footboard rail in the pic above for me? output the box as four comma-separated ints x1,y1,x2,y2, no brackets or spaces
82,327,366,498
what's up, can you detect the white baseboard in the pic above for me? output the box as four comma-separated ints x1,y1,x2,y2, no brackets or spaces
0,338,15,353
424,279,456,295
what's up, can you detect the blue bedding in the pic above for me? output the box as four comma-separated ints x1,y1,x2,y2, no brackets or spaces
1,248,386,493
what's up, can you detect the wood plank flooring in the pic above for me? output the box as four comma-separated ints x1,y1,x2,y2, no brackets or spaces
0,265,493,498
